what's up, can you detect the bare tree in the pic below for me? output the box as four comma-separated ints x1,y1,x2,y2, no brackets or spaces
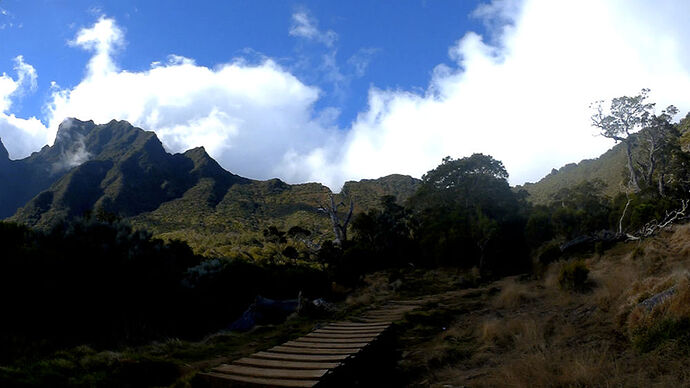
636,105,679,196
630,199,689,239
591,89,655,192
319,194,354,246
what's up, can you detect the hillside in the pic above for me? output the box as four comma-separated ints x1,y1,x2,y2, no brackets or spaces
7,119,421,255
130,174,422,257
0,129,86,218
521,142,627,204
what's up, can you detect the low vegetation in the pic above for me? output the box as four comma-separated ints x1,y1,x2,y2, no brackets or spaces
3,91,690,386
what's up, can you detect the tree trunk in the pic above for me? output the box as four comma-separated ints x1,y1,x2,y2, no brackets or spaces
647,140,656,186
625,140,640,191
619,197,632,236
321,194,354,246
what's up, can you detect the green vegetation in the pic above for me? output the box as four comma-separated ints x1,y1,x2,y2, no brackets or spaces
557,260,589,291
3,91,690,386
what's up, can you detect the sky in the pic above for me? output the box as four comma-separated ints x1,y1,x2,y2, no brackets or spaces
1,0,690,190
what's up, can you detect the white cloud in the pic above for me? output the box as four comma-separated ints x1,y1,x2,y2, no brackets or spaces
41,17,335,181
289,11,337,47
291,0,690,187
69,16,124,77
0,55,37,112
0,56,49,159
4,2,690,192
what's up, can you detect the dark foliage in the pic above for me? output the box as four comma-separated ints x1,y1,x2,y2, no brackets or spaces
319,154,532,283
0,216,329,363
408,154,529,276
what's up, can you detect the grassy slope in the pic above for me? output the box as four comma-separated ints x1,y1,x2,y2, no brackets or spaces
520,142,627,204
6,225,690,387
130,175,421,257
394,226,690,387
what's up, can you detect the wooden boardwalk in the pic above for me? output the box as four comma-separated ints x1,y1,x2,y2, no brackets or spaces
199,299,428,387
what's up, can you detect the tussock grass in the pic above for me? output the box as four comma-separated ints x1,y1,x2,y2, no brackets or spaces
404,224,690,387
492,278,538,309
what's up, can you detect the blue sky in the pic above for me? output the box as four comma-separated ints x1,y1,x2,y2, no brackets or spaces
0,0,483,126
1,1,690,189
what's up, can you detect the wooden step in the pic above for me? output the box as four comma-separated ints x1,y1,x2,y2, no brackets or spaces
253,351,350,362
213,364,328,380
326,322,391,327
357,318,399,323
284,340,369,349
317,326,387,332
201,371,318,387
233,357,340,370
305,332,380,340
312,330,383,337
297,335,377,343
270,345,360,355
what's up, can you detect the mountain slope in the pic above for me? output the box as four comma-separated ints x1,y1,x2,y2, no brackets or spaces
520,142,627,204
0,123,96,218
130,174,421,256
9,119,421,255
11,119,250,229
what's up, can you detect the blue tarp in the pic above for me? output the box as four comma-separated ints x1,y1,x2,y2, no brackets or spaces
228,295,299,331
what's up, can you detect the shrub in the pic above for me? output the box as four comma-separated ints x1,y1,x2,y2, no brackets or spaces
538,242,562,265
558,260,589,291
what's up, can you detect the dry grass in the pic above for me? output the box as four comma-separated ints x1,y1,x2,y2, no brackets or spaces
492,278,538,309
402,224,690,387
344,272,394,308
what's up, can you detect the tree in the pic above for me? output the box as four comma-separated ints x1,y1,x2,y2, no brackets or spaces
408,154,529,274
319,194,354,246
410,153,513,214
635,105,680,196
591,89,655,191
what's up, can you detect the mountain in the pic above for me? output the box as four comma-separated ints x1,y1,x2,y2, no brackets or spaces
7,119,421,255
0,121,98,218
520,142,627,205
10,119,249,229
341,174,421,212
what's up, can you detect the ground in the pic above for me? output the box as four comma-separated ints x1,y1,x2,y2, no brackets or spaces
5,224,690,387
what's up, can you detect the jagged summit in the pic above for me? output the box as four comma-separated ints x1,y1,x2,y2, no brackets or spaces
3,118,421,253
54,118,96,145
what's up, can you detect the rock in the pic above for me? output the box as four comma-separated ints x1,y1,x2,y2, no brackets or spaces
639,286,677,311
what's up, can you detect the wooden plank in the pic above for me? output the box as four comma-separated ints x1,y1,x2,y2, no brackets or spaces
314,325,390,333
314,329,383,336
327,321,391,327
305,332,380,340
213,364,328,380
270,345,359,355
319,325,388,331
357,318,400,323
325,323,389,329
317,326,386,332
233,357,340,370
296,335,377,343
201,371,318,387
283,340,369,349
253,351,349,362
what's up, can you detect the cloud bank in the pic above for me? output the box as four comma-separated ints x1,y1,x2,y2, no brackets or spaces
2,1,690,190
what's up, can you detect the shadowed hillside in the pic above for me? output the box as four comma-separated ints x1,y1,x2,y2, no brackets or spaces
6,119,421,255
521,142,627,204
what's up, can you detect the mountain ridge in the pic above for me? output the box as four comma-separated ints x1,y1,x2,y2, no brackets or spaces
5,118,421,255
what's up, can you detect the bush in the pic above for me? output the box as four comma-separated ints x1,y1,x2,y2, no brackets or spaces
558,260,589,291
538,242,562,265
